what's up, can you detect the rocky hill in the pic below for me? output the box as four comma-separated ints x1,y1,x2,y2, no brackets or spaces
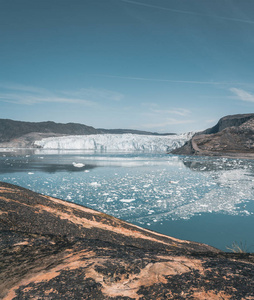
98,128,175,136
172,113,254,159
0,119,100,148
0,119,173,148
0,119,101,143
1,182,254,299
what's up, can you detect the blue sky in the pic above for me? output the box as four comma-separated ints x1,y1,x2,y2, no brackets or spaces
1,0,254,133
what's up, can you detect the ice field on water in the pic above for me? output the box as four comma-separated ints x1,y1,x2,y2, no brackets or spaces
0,134,254,251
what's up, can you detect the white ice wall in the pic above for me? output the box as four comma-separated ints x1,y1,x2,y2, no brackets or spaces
34,133,193,152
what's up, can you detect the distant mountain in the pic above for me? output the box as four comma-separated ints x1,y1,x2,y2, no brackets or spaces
202,114,254,134
0,119,175,148
172,113,254,159
0,119,98,143
98,128,175,136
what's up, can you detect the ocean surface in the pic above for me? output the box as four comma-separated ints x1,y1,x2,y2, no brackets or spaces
1,149,253,252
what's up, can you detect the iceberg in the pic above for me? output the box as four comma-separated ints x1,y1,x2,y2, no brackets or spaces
72,162,85,168
34,133,193,152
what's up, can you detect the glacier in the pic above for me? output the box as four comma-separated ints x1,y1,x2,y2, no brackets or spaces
34,133,193,152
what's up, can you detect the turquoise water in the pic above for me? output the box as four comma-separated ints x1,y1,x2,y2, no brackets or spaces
1,149,253,251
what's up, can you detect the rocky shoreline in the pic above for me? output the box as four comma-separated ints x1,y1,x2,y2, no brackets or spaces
1,182,254,299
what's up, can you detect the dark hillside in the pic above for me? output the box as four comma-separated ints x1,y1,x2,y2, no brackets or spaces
0,119,98,143
172,113,254,158
202,113,254,134
98,128,175,135
0,119,173,147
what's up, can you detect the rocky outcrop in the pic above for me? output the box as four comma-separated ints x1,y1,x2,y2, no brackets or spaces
202,114,254,134
172,114,254,158
1,182,254,299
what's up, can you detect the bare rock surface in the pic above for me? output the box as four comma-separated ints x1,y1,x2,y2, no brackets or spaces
172,114,254,159
0,182,254,299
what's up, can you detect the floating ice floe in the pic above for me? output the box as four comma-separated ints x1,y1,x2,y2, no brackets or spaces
169,180,179,184
72,162,85,168
89,182,101,187
119,199,136,203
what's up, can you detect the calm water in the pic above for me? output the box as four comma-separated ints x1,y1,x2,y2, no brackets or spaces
1,149,254,252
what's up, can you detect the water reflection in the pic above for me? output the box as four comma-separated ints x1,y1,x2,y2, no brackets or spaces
181,156,254,173
0,151,97,174
0,150,181,173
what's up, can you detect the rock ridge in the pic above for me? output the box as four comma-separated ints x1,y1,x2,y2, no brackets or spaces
172,113,254,158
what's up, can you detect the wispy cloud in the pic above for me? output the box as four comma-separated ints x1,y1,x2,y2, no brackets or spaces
97,74,254,89
142,118,195,129
0,83,123,107
121,0,202,16
151,108,190,117
98,74,238,86
0,93,96,106
139,104,193,130
142,103,191,117
63,88,124,102
230,87,254,103
121,0,254,25
0,83,48,94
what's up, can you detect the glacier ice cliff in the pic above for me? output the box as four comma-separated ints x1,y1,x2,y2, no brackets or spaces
34,133,193,152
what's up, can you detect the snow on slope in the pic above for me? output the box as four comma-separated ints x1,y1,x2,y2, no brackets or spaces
34,133,193,152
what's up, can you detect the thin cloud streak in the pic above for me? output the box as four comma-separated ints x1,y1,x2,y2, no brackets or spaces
152,109,190,117
0,92,97,107
141,103,191,117
98,74,241,86
121,0,203,16
142,118,195,129
120,0,254,25
0,83,124,107
0,83,48,94
230,88,254,103
63,88,124,102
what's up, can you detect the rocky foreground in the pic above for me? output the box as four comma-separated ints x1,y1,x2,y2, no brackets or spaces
172,114,254,159
0,182,254,299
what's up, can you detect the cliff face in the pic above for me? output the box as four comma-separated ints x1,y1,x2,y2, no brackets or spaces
172,114,254,158
202,113,254,134
1,182,254,299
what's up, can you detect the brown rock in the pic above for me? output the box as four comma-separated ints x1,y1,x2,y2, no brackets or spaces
172,114,254,159
0,182,253,299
